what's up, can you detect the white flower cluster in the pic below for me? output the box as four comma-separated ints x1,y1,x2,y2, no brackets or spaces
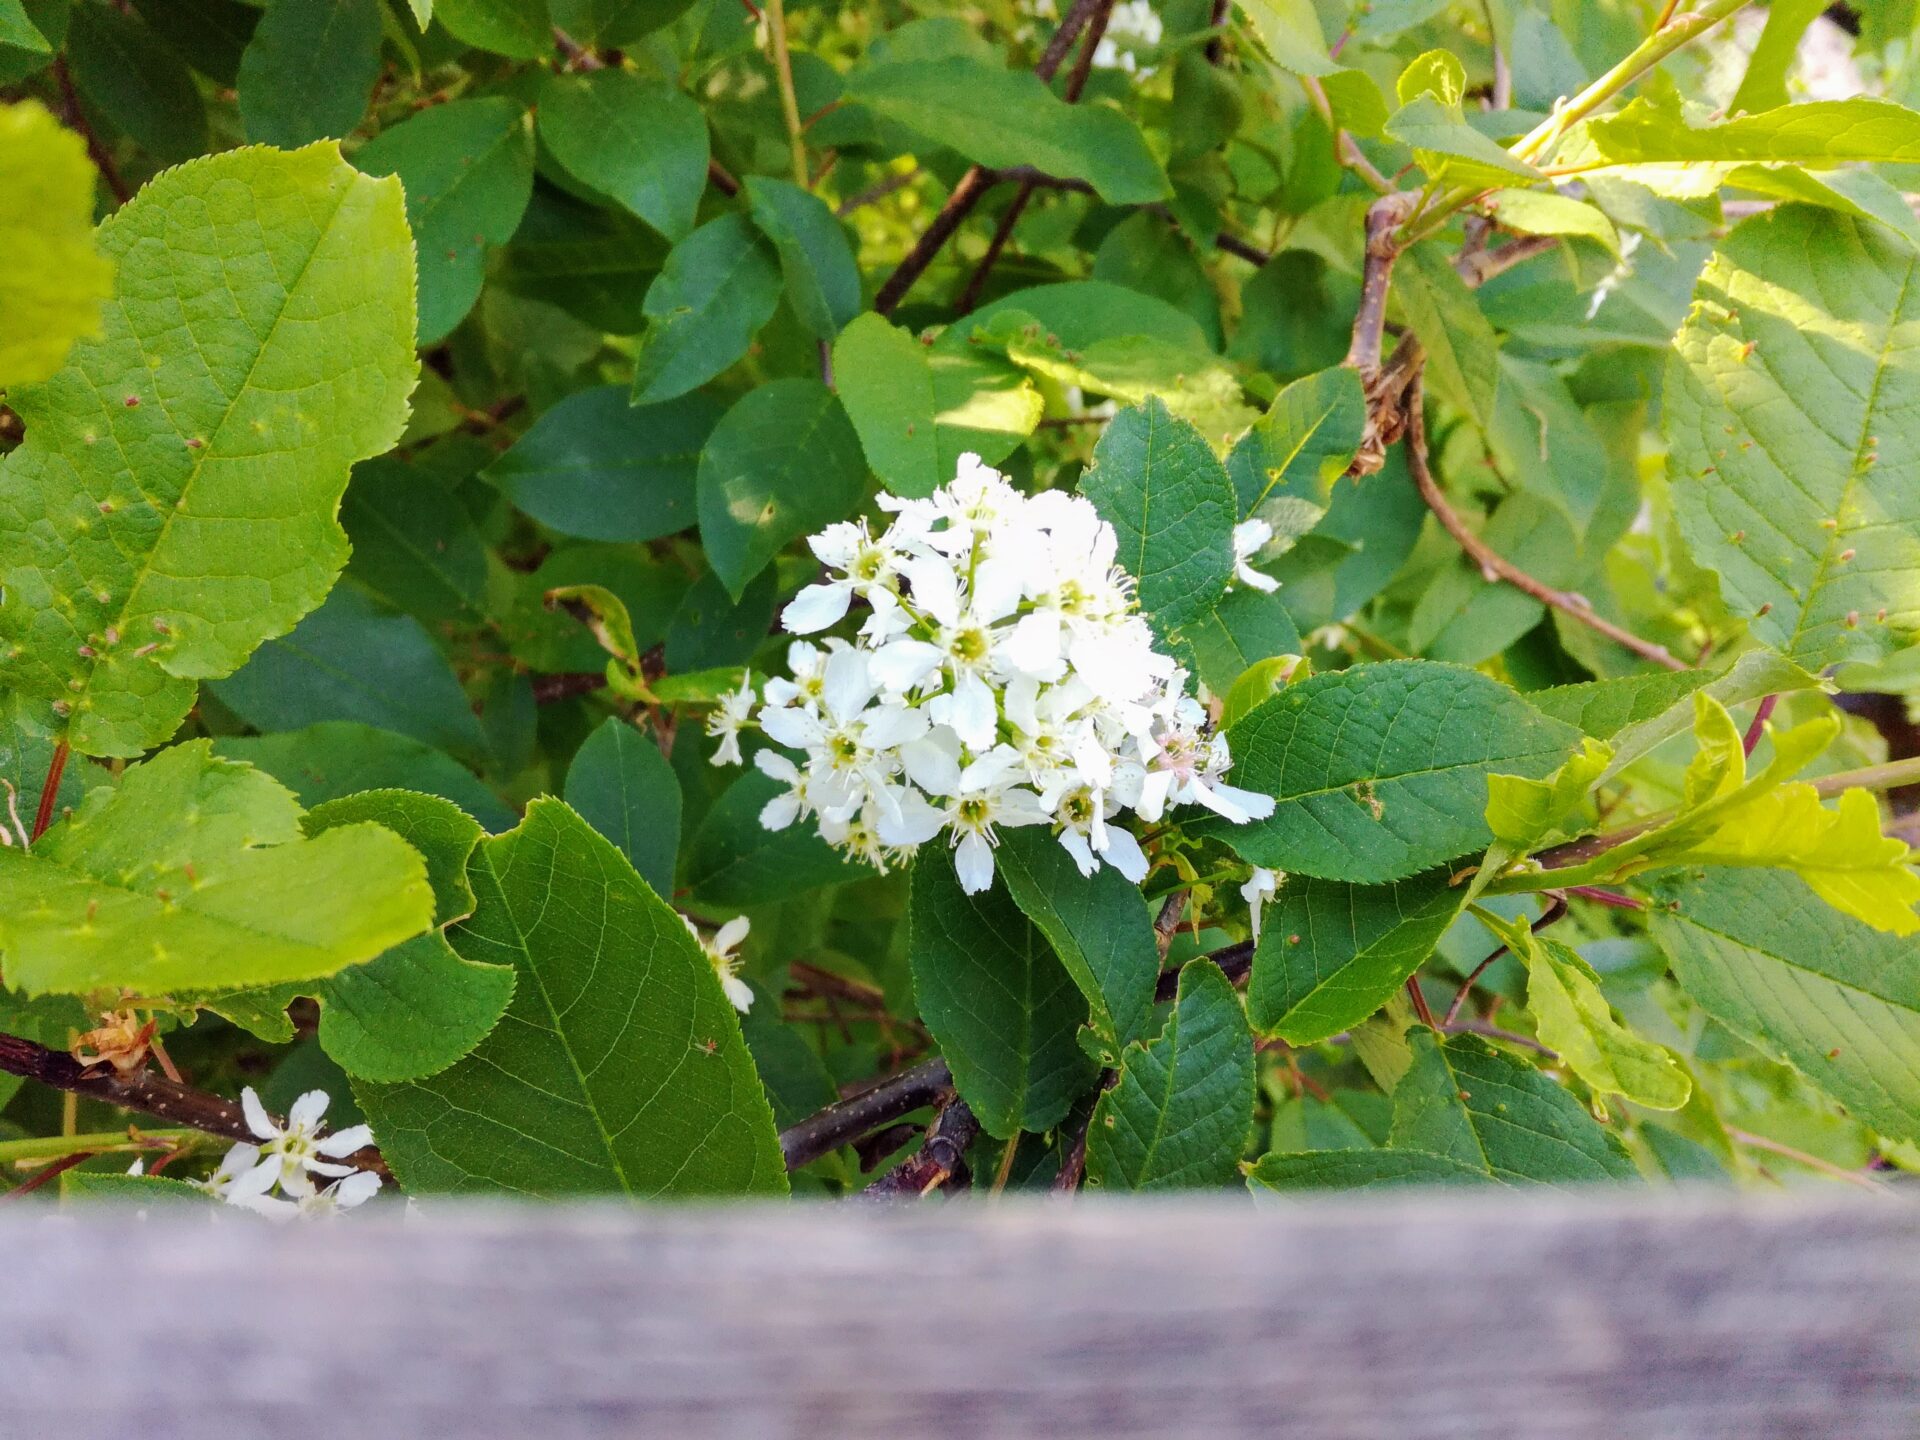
1092,0,1163,73
200,1088,380,1221
711,455,1274,895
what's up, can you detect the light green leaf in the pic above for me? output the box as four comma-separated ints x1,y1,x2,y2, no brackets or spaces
907,848,1098,1140
995,827,1161,1062
1482,188,1619,255
211,789,516,1083
1394,241,1500,428
1649,867,1920,1145
630,213,783,406
1388,1028,1639,1183
1485,737,1612,850
1217,661,1583,882
1086,960,1253,1191
697,378,866,600
564,717,680,898
434,0,551,56
684,768,873,906
354,97,535,345
1385,94,1541,186
0,741,433,997
1515,930,1691,1111
1226,364,1366,516
1730,0,1825,116
1236,0,1338,77
1666,205,1920,666
486,386,716,543
0,143,418,758
210,586,489,766
841,57,1169,205
832,312,1041,496
1396,49,1465,107
1725,165,1920,248
1249,869,1467,1043
356,798,789,1196
540,71,707,243
1589,96,1920,168
213,724,517,833
745,176,861,340
1248,1147,1485,1192
1080,397,1238,643
0,100,111,387
236,0,382,148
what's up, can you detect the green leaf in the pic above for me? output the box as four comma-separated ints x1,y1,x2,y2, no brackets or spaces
684,768,874,906
1394,241,1500,429
630,213,783,406
354,97,535,345
1236,0,1339,76
1217,661,1583,882
63,1172,220,1207
65,1,205,162
1725,165,1920,249
745,176,861,340
1589,96,1920,168
213,724,516,833
539,71,708,243
0,0,47,51
1484,736,1612,850
550,0,695,45
235,0,381,148
1248,1147,1484,1192
1387,1028,1639,1183
1666,205,1920,667
1226,365,1366,516
832,312,1042,496
0,741,433,997
1482,188,1619,255
908,848,1098,1140
355,798,789,1195
1513,929,1691,1111
0,100,111,387
697,378,866,600
1249,869,1467,1043
0,143,418,758
433,0,551,56
1187,587,1303,703
341,458,489,627
564,717,680,897
211,789,516,1083
841,57,1169,205
664,565,776,672
486,386,715,543
1385,94,1541,185
1648,867,1920,1145
1079,397,1238,644
1086,960,1254,1191
1730,0,1825,115
995,828,1161,1061
210,586,489,766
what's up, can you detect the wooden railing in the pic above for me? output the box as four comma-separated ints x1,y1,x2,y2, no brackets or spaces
5,1190,1917,1437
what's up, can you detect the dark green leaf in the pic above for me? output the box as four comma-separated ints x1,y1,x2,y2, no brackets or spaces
66,1,205,162
745,176,862,340
1248,1147,1484,1192
564,716,681,897
235,0,381,148
1227,365,1366,515
684,768,873,906
434,0,551,57
213,724,516,833
540,71,708,242
341,458,489,626
630,213,784,406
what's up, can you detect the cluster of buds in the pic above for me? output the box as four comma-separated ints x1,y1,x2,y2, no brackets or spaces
709,456,1274,894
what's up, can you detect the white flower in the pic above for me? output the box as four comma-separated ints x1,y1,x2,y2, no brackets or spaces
1240,867,1282,942
1093,0,1162,71
706,675,757,766
202,1087,380,1219
741,455,1274,888
686,915,754,1012
1231,519,1280,593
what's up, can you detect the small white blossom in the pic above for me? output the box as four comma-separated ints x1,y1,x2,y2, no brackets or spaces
741,455,1275,894
1230,519,1281,593
1240,867,1282,943
1092,0,1162,72
706,675,757,766
202,1087,380,1220
686,915,754,1012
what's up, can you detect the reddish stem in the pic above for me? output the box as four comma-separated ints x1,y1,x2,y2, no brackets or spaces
1,1151,92,1203
31,741,69,841
1564,885,1644,911
1742,694,1778,756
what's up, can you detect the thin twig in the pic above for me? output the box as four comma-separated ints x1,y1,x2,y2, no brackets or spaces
1742,694,1779,756
52,58,131,205
1729,1129,1890,1192
763,0,809,187
707,158,742,198
778,1057,951,1171
1404,378,1689,671
835,167,917,217
1442,893,1569,1027
0,1151,92,1203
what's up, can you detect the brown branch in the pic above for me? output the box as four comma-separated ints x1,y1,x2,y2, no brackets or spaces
531,671,606,705
0,1032,388,1180
707,158,742,198
1345,192,1419,375
1155,939,1252,1003
860,1094,979,1199
1404,377,1689,672
835,167,917,217
52,58,131,205
0,1150,91,1203
1454,233,1559,287
778,1057,951,1171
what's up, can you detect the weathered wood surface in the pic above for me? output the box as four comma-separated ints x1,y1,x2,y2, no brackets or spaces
5,1190,1917,1439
